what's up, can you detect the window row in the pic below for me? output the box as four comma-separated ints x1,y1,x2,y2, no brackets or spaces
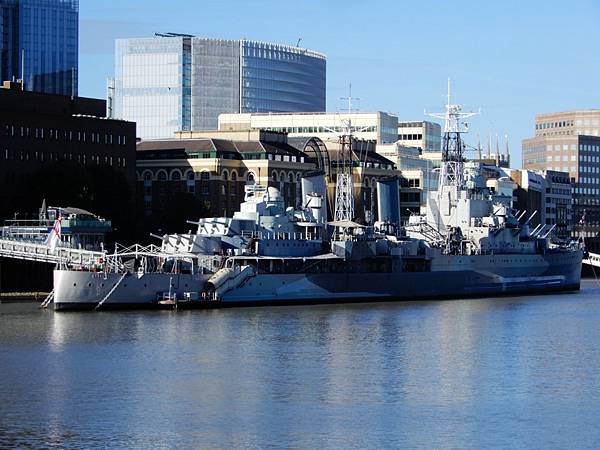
537,120,574,130
399,134,423,141
580,165,600,174
2,148,127,167
546,155,577,162
580,144,600,152
3,124,128,146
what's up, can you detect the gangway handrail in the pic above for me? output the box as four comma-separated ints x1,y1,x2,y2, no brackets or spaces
0,237,222,275
0,236,105,266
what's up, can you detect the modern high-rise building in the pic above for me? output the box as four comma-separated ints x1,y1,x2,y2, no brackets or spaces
522,109,600,239
111,35,327,140
0,0,78,95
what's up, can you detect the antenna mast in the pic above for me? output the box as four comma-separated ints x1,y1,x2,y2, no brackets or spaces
427,79,478,189
334,84,360,221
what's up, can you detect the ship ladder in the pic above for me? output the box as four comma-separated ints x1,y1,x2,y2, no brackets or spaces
95,272,128,311
40,289,55,309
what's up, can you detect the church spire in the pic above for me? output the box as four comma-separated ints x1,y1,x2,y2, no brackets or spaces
504,134,510,166
495,133,500,166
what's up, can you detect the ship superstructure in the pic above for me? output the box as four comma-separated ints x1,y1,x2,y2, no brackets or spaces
406,82,555,256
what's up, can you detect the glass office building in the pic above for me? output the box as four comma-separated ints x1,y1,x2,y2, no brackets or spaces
114,37,188,140
112,36,326,139
0,0,78,95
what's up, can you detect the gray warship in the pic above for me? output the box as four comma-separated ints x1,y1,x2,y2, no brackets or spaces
52,95,583,311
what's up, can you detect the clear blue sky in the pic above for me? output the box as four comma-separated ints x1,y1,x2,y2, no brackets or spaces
79,0,600,167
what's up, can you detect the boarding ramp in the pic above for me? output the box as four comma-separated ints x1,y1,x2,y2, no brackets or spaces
0,237,105,267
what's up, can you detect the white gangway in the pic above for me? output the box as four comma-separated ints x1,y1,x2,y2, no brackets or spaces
0,236,105,267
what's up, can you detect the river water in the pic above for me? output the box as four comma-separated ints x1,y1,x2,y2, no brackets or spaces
1,281,599,449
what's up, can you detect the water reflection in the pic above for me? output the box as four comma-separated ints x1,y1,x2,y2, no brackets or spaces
1,284,600,448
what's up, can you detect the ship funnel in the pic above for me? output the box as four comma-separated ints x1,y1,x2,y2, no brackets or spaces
302,170,327,223
376,176,400,224
306,193,325,224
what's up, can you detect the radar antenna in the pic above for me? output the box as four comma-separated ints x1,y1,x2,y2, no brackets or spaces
426,79,479,189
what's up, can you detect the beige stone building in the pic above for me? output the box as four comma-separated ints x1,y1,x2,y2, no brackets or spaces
218,112,400,144
397,120,442,153
136,130,399,225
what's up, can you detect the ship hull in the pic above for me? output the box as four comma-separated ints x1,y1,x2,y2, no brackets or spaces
53,250,583,311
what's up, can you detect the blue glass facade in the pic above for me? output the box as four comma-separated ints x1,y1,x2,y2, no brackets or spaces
0,0,78,95
241,41,326,114
113,36,326,139
191,38,240,132
114,37,187,140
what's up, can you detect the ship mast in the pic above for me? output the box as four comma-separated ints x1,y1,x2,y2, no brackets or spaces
333,85,360,222
334,127,355,221
427,79,478,190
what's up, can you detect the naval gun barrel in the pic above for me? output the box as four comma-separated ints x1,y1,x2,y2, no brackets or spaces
541,224,556,239
186,220,201,226
530,224,542,237
533,224,547,238
150,233,193,242
524,210,538,225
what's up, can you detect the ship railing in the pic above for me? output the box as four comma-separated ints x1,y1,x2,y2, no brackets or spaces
240,230,317,241
100,242,221,275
